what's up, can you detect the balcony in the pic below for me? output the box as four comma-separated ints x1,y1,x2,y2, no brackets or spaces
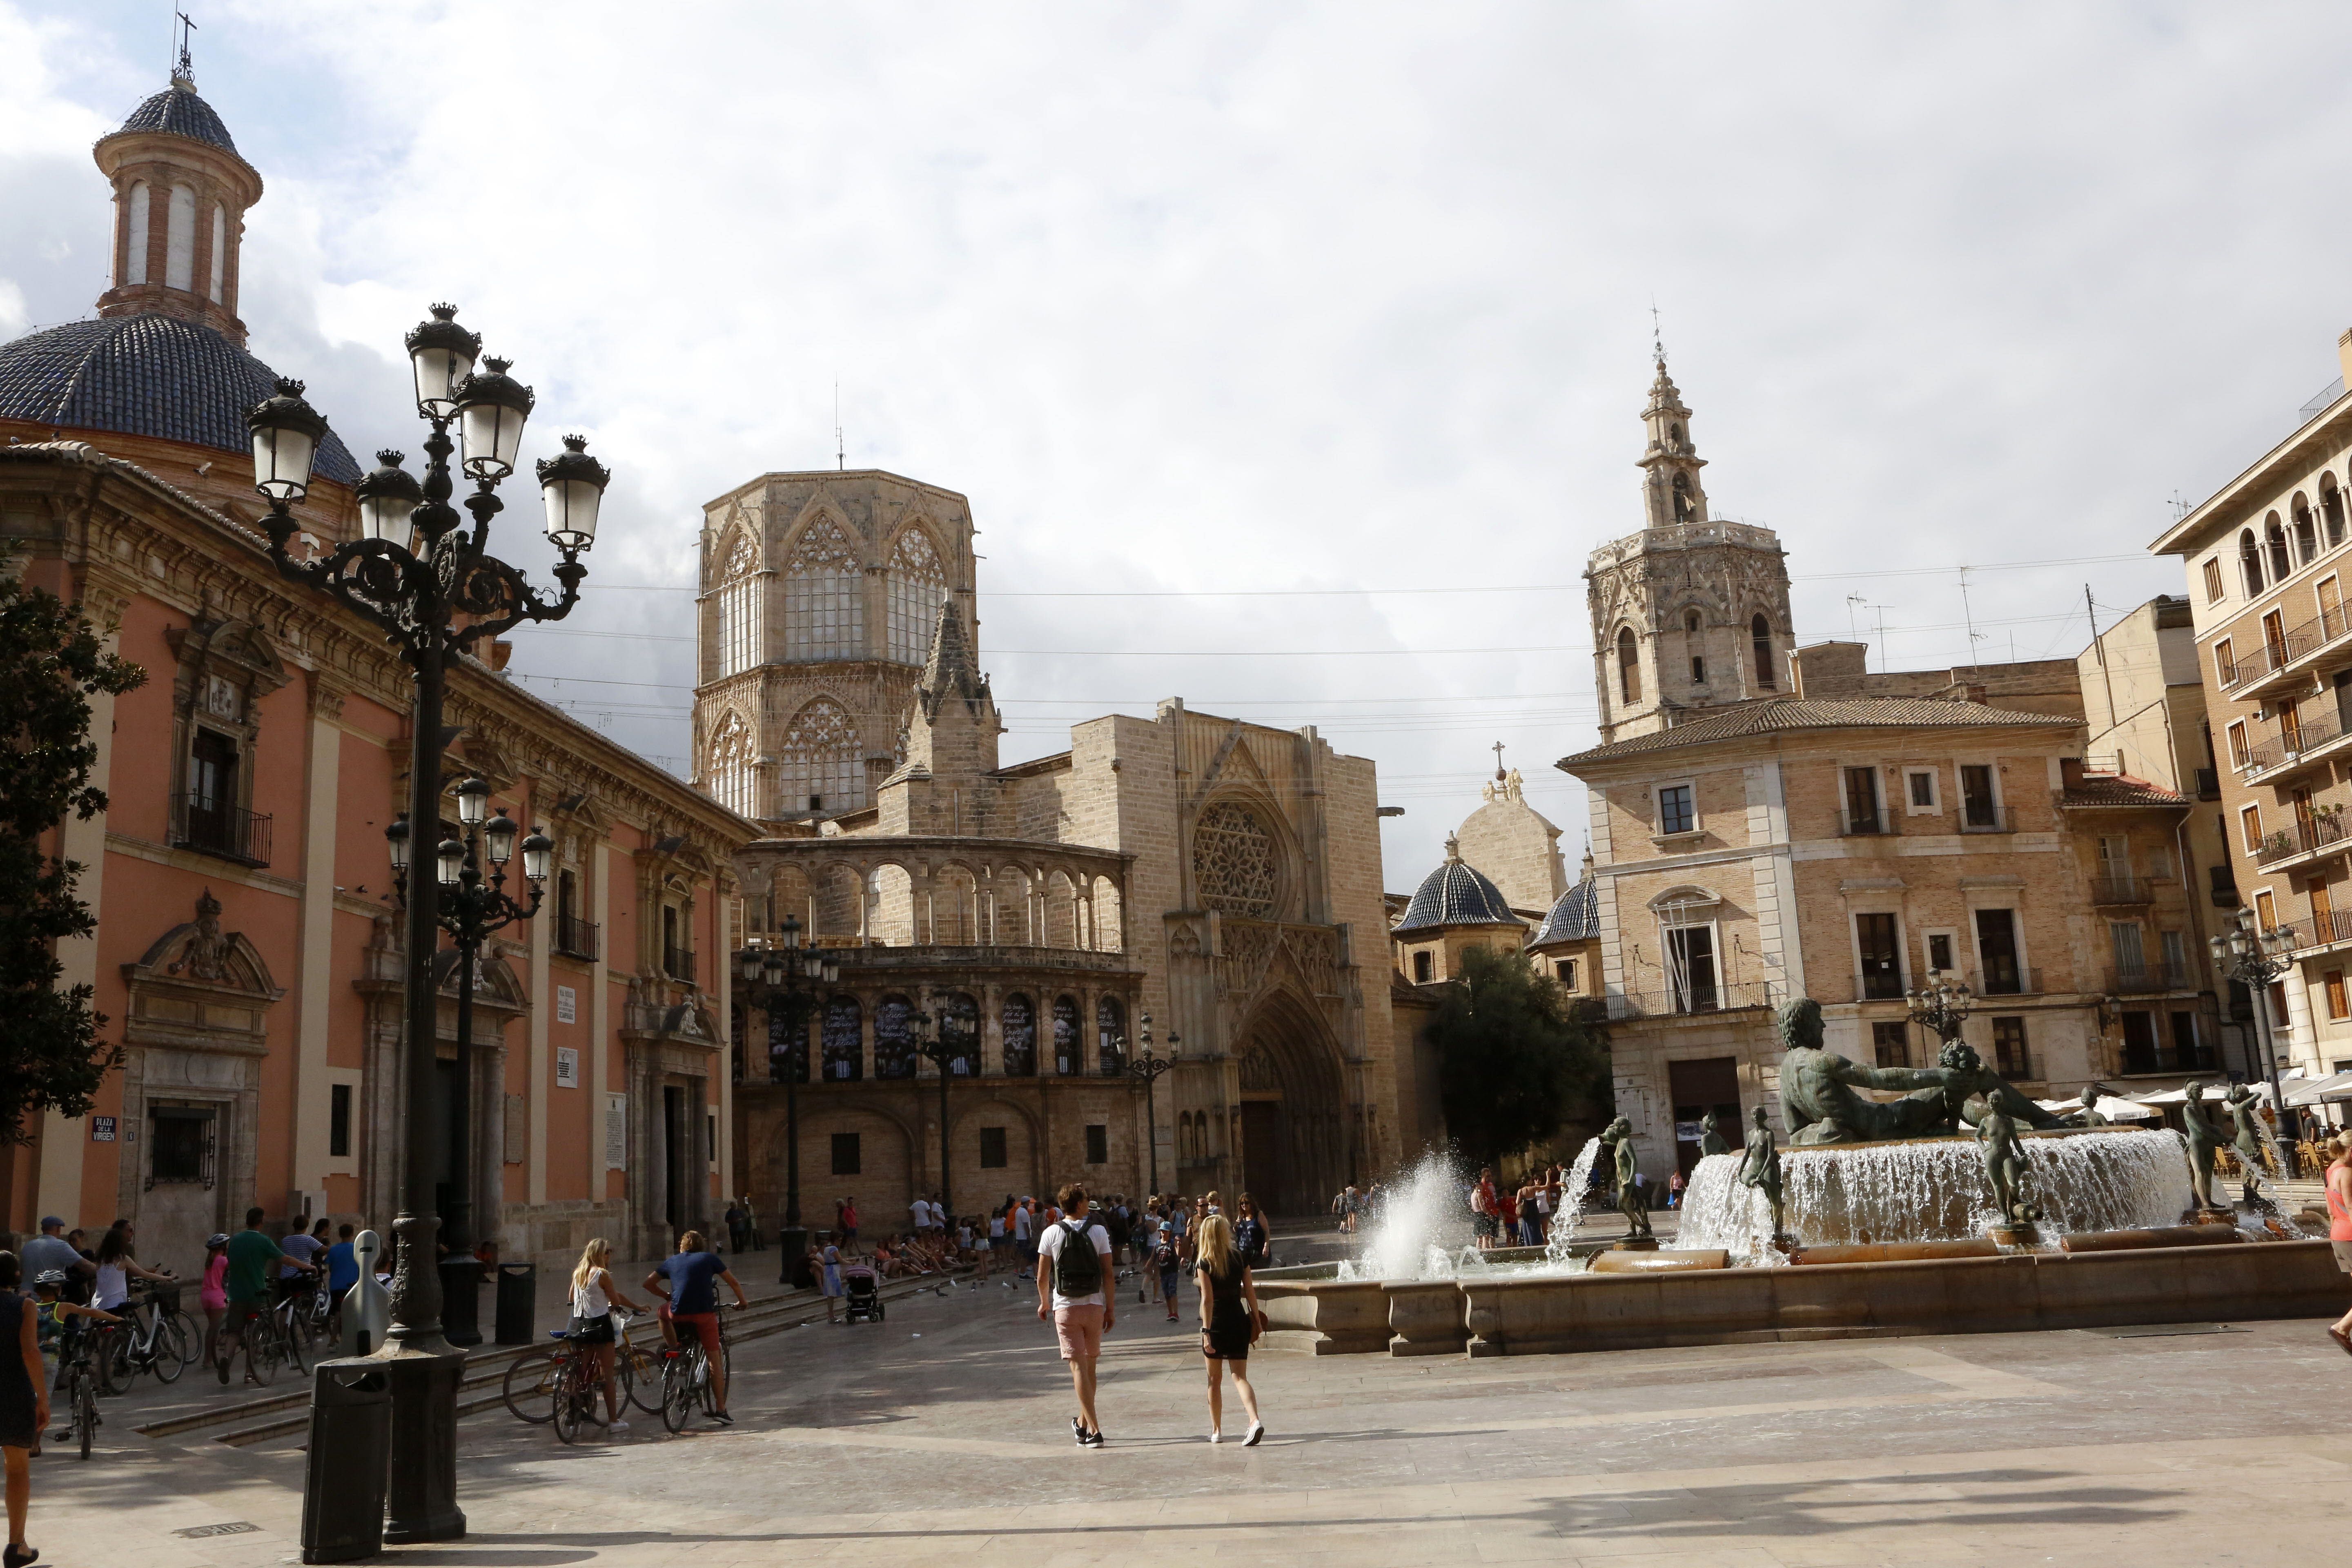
1839,812,1891,837
2089,875,2154,906
2238,707,2350,784
2253,813,2352,871
1958,804,2014,833
168,793,272,868
2292,908,2352,954
554,915,600,962
2220,603,2352,701
1977,965,2044,998
662,944,697,984
1604,980,1775,1021
2108,962,2195,995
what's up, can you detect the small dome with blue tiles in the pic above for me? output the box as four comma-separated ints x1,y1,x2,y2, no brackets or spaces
1392,836,1522,935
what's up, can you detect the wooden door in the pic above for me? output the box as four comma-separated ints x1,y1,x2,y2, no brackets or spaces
2322,576,2343,639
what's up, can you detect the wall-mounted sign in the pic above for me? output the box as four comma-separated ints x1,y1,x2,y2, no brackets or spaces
90,1116,116,1143
605,1094,628,1169
555,1047,579,1089
556,985,577,1025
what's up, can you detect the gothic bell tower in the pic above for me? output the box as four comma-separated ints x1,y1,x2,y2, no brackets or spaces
1586,354,1793,744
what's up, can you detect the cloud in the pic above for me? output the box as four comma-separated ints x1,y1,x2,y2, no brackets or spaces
7,1,2349,885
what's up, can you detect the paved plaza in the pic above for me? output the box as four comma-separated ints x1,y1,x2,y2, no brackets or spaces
23,1239,2352,1568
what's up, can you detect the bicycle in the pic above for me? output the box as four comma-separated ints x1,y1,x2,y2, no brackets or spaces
53,1321,103,1461
96,1283,190,1394
657,1307,731,1434
504,1312,661,1428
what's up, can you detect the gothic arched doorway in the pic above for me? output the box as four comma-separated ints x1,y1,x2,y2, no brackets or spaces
1233,994,1347,1218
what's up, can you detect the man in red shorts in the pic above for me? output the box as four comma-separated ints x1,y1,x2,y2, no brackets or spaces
644,1230,749,1424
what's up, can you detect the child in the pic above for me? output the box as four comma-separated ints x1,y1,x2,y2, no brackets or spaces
198,1234,229,1372
30,1269,119,1446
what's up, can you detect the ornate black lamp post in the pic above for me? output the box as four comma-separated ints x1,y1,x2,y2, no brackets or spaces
386,777,553,1341
1903,969,1975,1058
247,305,606,1546
733,916,840,1231
907,995,967,1218
1127,1012,1180,1194
2210,906,2297,1146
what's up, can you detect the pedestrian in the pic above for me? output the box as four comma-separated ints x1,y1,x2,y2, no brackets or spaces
643,1230,749,1425
1234,1195,1271,1271
15,1222,88,1300
218,1207,311,1383
92,1225,173,1316
569,1238,640,1432
25,1267,117,1450
744,1196,765,1252
1192,1213,1265,1445
1667,1168,1687,1211
1013,1195,1036,1278
0,1251,46,1568
908,1192,929,1236
724,1198,746,1254
278,1219,327,1296
2326,1134,2352,1357
198,1234,229,1368
1034,1183,1114,1447
840,1197,860,1251
1133,1206,1161,1302
816,1233,844,1323
1154,1213,1183,1319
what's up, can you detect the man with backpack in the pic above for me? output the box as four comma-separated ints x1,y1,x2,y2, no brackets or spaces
1035,1183,1115,1447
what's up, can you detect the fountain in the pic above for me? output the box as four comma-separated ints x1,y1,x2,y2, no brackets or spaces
1261,993,2345,1358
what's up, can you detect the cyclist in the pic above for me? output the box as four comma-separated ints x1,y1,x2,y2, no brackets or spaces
218,1209,313,1385
90,1227,174,1378
197,1236,229,1371
642,1230,747,1425
27,1273,116,1449
568,1238,642,1433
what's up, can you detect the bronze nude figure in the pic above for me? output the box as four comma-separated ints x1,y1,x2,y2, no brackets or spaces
1737,1104,1786,1241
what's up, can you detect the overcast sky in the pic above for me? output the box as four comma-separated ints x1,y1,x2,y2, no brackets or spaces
7,2,2350,894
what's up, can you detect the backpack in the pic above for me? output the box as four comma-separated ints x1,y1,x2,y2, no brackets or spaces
1052,1219,1103,1298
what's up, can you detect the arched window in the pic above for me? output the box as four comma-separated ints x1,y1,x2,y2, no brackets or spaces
2242,529,2265,596
939,991,980,1077
1752,614,1776,690
704,709,757,817
2294,494,2317,563
778,697,862,815
1671,470,1692,521
207,203,226,303
885,528,947,664
714,531,760,676
874,995,916,1079
1051,995,1080,1075
2267,512,2291,581
2324,475,2345,549
1669,423,1685,448
123,180,149,285
782,518,863,659
768,1009,809,1084
165,183,195,292
1000,993,1037,1076
821,996,863,1081
1617,628,1642,703
1096,996,1126,1076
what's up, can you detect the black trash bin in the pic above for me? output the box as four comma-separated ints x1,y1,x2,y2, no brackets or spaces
301,1359,391,1564
778,1226,811,1288
495,1262,537,1345
439,1256,483,1347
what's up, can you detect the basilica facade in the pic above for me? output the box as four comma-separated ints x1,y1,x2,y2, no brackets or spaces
696,476,1413,1219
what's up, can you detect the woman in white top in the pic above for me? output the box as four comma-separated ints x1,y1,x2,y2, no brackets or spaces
569,1238,642,1432
92,1226,172,1312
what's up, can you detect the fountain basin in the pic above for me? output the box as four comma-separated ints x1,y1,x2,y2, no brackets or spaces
1589,1248,1728,1274
2057,1225,2243,1254
1789,1238,1997,1264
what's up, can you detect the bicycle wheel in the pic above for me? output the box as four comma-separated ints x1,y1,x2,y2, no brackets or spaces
283,1308,312,1376
172,1309,204,1365
551,1363,583,1446
245,1321,278,1387
77,1372,96,1461
502,1345,561,1424
625,1345,662,1414
150,1315,189,1384
698,1350,722,1415
659,1352,697,1433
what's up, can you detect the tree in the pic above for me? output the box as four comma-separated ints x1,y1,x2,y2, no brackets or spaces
0,546,146,1143
1430,945,1609,1168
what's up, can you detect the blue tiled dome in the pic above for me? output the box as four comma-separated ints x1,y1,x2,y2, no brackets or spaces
0,314,359,486
1527,877,1599,949
112,79,240,156
1392,839,1521,935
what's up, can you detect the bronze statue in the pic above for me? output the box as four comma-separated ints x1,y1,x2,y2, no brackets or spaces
2074,1081,2111,1127
2180,1080,2232,1212
1603,1117,1653,1240
2223,1084,2275,1207
1775,998,1958,1144
1932,1040,2073,1133
1699,1111,1731,1158
1737,1104,1786,1241
1978,1102,2039,1228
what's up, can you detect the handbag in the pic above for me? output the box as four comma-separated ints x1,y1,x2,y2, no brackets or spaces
1249,1307,1269,1345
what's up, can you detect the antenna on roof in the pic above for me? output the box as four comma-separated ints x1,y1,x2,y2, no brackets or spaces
833,378,844,471
173,8,197,85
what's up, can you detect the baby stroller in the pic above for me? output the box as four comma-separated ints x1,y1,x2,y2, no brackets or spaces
842,1264,884,1323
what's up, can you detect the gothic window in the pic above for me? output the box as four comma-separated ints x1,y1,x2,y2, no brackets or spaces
782,518,863,660
821,996,862,1081
1752,614,1776,690
1001,993,1037,1076
885,528,947,664
1192,800,1278,918
705,709,757,817
715,532,760,677
875,994,916,1079
1096,996,1126,1075
2242,529,2265,596
1617,627,1642,704
1051,994,1080,1075
2267,513,2292,581
939,991,980,1076
778,697,863,815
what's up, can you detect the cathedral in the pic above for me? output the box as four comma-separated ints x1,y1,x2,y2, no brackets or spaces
696,472,1415,1218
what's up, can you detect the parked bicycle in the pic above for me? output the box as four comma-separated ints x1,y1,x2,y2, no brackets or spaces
53,1317,104,1462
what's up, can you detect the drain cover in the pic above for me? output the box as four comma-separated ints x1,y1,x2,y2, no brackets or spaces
174,1523,261,1539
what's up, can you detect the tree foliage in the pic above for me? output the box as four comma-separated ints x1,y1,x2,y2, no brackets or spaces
0,546,147,1143
1431,945,1610,1167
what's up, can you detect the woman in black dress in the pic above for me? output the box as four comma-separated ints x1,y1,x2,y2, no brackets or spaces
1191,1215,1264,1446
0,1250,46,1566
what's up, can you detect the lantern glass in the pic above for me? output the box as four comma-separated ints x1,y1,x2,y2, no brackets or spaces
250,422,318,501
482,809,518,864
385,813,410,870
779,914,802,951
454,357,532,480
405,304,481,419
739,945,763,983
456,776,491,829
519,827,552,884
764,954,788,987
537,434,610,552
823,959,840,984
436,836,466,887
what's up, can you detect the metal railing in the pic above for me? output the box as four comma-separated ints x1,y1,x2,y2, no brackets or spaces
1978,965,2042,997
2221,603,2352,693
2295,908,2352,950
1839,812,1891,837
2254,813,2352,867
2089,875,2153,905
662,944,697,983
554,915,600,961
2108,962,2194,995
1958,804,2013,833
1604,980,1774,1020
2240,710,2348,777
168,793,273,867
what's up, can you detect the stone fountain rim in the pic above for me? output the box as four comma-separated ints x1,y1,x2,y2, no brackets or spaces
1770,1125,2174,1155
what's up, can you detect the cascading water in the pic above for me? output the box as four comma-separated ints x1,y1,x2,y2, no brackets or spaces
1678,1127,2196,1265
1337,1153,1476,1281
1542,1135,1606,1265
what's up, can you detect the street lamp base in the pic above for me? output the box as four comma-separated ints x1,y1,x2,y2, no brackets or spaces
378,1348,468,1544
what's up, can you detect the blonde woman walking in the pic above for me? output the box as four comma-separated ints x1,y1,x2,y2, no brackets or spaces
1192,1214,1264,1446
570,1239,642,1432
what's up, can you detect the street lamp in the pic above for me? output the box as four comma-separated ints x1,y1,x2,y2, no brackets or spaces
733,916,839,1234
248,305,604,1546
1903,969,1976,1057
1127,1012,1180,1194
2209,906,2297,1151
907,995,967,1221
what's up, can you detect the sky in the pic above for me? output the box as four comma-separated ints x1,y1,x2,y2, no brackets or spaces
6,2,2352,895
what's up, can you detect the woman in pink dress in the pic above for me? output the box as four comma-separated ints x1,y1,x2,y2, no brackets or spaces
198,1234,229,1373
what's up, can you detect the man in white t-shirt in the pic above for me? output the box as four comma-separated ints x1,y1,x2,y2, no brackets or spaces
1013,1197,1035,1277
1035,1183,1114,1447
910,1196,931,1234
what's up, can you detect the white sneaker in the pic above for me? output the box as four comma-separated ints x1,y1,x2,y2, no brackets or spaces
1208,1430,1222,1444
607,1419,630,1434
1243,1423,1265,1446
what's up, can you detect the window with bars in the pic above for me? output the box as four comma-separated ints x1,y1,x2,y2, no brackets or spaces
782,519,864,660
778,697,863,815
885,528,947,664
